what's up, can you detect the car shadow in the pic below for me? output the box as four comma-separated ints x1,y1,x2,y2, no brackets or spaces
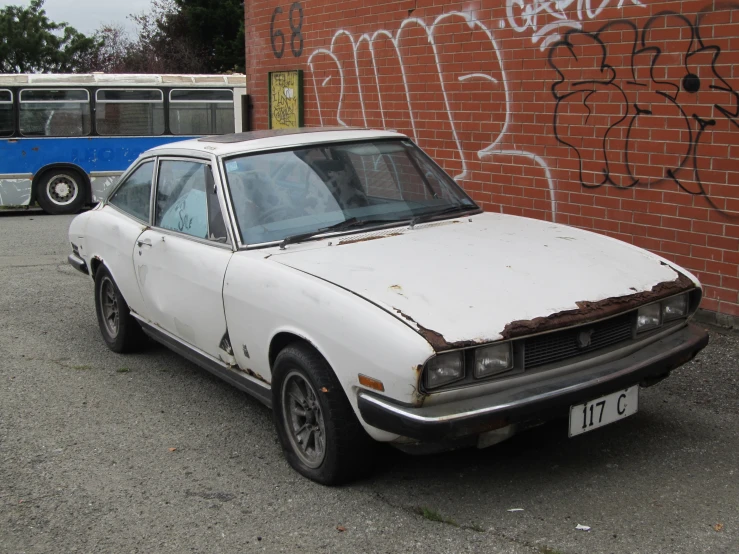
362,400,717,492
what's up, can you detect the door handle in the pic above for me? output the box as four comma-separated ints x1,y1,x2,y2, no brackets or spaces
137,238,153,248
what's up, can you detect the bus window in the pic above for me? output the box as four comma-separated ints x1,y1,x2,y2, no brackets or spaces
96,89,165,136
169,89,235,135
0,90,11,136
19,89,91,137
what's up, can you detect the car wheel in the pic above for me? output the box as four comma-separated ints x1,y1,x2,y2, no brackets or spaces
94,267,144,353
36,170,86,215
272,344,375,485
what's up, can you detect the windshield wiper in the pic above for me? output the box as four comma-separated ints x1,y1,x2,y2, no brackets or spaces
279,217,389,249
408,205,479,228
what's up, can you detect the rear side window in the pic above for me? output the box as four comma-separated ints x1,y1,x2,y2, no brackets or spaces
0,89,12,136
19,88,91,137
169,89,234,135
96,89,165,136
108,161,154,222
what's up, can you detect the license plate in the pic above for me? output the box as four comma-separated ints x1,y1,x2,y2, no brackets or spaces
569,386,639,437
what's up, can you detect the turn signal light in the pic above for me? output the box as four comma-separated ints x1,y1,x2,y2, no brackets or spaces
358,374,385,392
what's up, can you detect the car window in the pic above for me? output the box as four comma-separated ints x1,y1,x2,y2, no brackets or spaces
108,161,154,222
224,140,477,244
155,160,229,243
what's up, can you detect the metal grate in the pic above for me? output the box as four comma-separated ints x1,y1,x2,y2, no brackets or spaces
523,313,633,369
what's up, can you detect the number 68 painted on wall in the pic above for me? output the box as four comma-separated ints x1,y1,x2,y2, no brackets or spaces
270,3,304,58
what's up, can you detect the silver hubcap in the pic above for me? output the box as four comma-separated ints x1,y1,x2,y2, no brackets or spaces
46,175,79,206
100,277,119,337
281,371,326,468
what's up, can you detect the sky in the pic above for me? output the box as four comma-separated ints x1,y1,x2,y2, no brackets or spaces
0,0,154,34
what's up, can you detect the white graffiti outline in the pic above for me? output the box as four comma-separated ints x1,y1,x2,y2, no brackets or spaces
506,0,646,50
307,11,558,219
458,73,499,83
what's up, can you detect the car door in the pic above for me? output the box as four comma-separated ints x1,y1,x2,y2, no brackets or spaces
133,157,233,359
100,159,156,316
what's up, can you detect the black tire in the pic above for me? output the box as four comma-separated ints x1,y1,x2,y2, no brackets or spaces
94,266,144,353
272,344,375,485
35,169,87,215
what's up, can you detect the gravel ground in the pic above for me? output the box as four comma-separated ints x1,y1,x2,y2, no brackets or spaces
1,210,737,554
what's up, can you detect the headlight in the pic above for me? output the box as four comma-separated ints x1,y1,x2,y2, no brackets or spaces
424,351,464,389
636,303,661,332
474,343,512,378
662,294,688,321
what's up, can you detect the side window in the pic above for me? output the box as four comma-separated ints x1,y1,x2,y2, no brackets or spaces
155,160,229,243
206,169,230,243
169,89,235,135
96,89,165,136
0,90,13,136
108,161,154,221
19,88,91,137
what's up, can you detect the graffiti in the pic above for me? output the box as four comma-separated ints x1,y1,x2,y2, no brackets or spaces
505,0,647,50
270,3,304,58
269,70,302,129
548,6,739,217
175,198,194,233
307,10,557,216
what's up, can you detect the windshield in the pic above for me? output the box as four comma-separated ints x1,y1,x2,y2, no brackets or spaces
222,139,478,245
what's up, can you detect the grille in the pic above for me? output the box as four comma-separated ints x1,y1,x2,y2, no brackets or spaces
523,313,633,369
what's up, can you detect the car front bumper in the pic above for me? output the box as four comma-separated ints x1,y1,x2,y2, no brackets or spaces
357,323,709,441
67,253,88,275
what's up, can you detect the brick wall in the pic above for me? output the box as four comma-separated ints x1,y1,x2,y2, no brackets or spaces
246,0,739,317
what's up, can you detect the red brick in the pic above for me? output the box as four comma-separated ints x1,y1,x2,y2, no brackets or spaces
247,1,739,317
700,297,720,312
695,271,722,287
719,301,739,317
707,235,739,251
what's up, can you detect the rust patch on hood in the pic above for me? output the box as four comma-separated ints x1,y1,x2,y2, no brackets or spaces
416,323,485,351
337,232,403,245
404,270,695,352
393,306,478,351
500,271,695,340
393,307,416,323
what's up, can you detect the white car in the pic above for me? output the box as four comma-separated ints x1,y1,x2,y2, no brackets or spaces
68,128,709,484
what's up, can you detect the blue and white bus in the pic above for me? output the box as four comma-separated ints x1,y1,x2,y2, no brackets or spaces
0,73,247,214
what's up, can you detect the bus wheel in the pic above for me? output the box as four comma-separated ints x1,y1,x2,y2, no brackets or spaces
36,170,86,215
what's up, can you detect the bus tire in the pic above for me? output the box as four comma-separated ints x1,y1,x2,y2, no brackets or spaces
35,169,87,215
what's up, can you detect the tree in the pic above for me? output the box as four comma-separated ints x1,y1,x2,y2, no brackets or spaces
84,0,244,74
125,0,209,73
76,24,132,73
172,0,245,73
0,0,98,73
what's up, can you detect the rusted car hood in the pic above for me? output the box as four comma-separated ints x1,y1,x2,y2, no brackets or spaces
270,212,694,350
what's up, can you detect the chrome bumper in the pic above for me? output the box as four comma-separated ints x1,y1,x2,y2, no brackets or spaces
67,253,88,275
358,324,709,441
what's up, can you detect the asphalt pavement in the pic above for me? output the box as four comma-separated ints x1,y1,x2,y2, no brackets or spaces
1,210,737,554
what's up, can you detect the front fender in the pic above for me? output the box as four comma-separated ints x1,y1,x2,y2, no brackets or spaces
223,251,435,440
